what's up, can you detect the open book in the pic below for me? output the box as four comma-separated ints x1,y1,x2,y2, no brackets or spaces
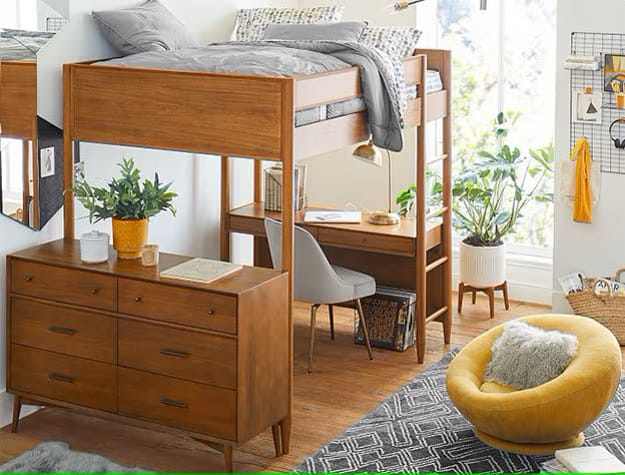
304,211,362,224
555,446,625,473
160,258,242,285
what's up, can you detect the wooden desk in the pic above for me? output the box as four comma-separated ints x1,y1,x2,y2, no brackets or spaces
226,203,448,350
6,239,290,472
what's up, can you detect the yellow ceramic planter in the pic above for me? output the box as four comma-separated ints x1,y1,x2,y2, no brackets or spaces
112,218,148,260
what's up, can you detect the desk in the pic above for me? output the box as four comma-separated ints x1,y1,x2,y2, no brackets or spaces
225,203,451,359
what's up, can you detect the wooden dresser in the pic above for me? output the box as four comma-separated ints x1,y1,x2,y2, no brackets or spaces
6,239,290,472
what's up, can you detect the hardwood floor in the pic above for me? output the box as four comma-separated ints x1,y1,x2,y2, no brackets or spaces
1,295,552,472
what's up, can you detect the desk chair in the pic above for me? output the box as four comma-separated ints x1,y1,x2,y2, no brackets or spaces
264,218,375,373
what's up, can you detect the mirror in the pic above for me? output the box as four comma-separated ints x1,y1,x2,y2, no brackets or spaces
0,0,67,230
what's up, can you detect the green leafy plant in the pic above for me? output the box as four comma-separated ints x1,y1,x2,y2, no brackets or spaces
396,112,553,247
71,158,177,223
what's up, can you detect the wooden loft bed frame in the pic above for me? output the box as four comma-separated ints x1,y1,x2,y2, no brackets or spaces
61,47,452,455
0,60,39,227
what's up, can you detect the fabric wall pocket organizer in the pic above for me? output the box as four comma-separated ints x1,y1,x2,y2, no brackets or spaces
560,138,599,223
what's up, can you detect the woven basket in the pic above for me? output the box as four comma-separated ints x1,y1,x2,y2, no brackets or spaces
566,269,625,345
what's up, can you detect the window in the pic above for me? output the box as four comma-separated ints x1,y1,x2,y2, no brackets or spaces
418,0,556,255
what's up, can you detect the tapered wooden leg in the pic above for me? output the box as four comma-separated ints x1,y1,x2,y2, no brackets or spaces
11,396,21,433
279,416,292,455
355,299,373,361
308,304,319,373
443,309,452,346
457,282,465,313
472,290,477,304
487,288,495,319
502,281,510,310
223,444,233,473
271,424,282,457
328,305,335,341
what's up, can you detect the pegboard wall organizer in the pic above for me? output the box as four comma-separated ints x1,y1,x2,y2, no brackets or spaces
570,32,625,175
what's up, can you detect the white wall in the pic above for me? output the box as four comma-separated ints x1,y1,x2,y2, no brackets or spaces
552,0,625,311
1,0,296,429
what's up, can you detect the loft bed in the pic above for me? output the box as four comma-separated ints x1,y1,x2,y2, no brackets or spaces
61,46,452,461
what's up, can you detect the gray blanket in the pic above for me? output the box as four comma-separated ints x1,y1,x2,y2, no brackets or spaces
100,41,407,151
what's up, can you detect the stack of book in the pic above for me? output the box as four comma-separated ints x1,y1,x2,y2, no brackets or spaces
541,447,625,473
264,164,306,212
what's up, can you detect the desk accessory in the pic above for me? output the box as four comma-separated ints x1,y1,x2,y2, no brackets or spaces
304,210,361,224
353,139,400,225
160,257,242,284
79,230,109,264
263,164,306,212
141,244,159,267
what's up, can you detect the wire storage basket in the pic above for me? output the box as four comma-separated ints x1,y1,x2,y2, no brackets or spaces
566,268,625,345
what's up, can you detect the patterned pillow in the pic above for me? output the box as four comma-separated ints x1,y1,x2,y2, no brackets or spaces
360,26,422,58
232,6,345,42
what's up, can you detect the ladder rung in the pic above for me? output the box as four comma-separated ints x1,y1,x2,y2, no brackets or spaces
426,306,449,323
426,256,449,273
426,206,449,220
426,154,448,166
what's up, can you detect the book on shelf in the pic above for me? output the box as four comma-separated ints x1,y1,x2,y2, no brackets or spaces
160,258,242,285
553,446,625,473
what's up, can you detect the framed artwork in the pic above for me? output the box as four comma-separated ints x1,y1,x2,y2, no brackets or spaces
573,89,602,124
605,54,625,93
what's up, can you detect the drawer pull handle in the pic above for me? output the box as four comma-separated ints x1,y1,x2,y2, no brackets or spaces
49,325,77,336
24,275,33,282
48,372,74,383
160,397,188,409
160,347,190,358
91,288,99,295
135,296,142,303
207,307,216,315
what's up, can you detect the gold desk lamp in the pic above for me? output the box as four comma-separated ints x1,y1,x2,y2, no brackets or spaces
353,139,401,226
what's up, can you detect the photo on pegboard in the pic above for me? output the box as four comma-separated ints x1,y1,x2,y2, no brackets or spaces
573,88,602,124
604,54,625,93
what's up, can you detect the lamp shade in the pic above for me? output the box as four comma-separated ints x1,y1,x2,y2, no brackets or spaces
353,140,383,167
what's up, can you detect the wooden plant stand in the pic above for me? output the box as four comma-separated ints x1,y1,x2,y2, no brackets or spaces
458,281,510,319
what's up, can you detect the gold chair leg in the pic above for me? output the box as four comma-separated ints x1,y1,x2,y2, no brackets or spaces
308,304,320,373
355,299,373,360
328,304,335,340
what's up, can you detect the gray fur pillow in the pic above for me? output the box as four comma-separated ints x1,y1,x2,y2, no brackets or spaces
484,320,578,390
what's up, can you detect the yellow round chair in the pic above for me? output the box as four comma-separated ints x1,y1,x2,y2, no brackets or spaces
446,314,622,456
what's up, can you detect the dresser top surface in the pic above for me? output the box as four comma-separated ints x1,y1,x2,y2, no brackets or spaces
9,239,284,296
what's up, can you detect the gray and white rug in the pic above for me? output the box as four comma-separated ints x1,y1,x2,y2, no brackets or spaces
0,441,146,473
295,350,625,473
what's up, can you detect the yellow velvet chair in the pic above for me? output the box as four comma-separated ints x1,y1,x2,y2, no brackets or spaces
446,314,622,455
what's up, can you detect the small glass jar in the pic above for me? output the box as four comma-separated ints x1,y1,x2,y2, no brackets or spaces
80,230,110,264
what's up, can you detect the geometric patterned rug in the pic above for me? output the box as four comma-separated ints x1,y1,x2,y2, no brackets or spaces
294,350,625,473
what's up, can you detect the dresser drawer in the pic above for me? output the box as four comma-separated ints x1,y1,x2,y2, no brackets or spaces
118,320,236,389
10,297,116,364
118,278,237,334
118,368,236,440
10,260,117,312
10,345,117,412
317,227,414,257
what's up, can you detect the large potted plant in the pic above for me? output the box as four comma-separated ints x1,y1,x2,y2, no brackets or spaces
71,158,177,259
396,113,553,287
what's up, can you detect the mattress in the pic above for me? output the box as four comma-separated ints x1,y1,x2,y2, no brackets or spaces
295,69,443,127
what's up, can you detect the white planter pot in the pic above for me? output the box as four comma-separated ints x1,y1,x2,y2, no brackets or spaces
460,241,506,288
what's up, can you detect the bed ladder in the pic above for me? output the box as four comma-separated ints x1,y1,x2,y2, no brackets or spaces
414,52,453,364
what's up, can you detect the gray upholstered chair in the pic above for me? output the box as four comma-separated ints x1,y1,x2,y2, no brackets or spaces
264,218,375,372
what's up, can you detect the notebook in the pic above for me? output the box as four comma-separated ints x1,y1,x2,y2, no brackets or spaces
304,211,362,224
555,446,625,473
160,258,242,285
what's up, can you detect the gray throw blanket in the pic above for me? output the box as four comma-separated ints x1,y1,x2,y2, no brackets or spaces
100,41,407,151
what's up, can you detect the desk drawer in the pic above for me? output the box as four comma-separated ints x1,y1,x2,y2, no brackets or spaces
10,345,117,412
317,228,414,256
118,367,236,440
10,260,117,311
10,297,116,364
118,278,237,334
119,320,236,389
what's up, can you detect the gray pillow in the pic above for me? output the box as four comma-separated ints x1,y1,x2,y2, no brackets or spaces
360,26,422,58
263,21,367,42
484,320,578,390
92,0,198,56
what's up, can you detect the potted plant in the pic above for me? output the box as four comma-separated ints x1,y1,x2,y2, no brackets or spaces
71,158,177,259
396,112,553,287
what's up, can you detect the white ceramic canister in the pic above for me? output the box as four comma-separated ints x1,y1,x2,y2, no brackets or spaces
80,230,110,264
